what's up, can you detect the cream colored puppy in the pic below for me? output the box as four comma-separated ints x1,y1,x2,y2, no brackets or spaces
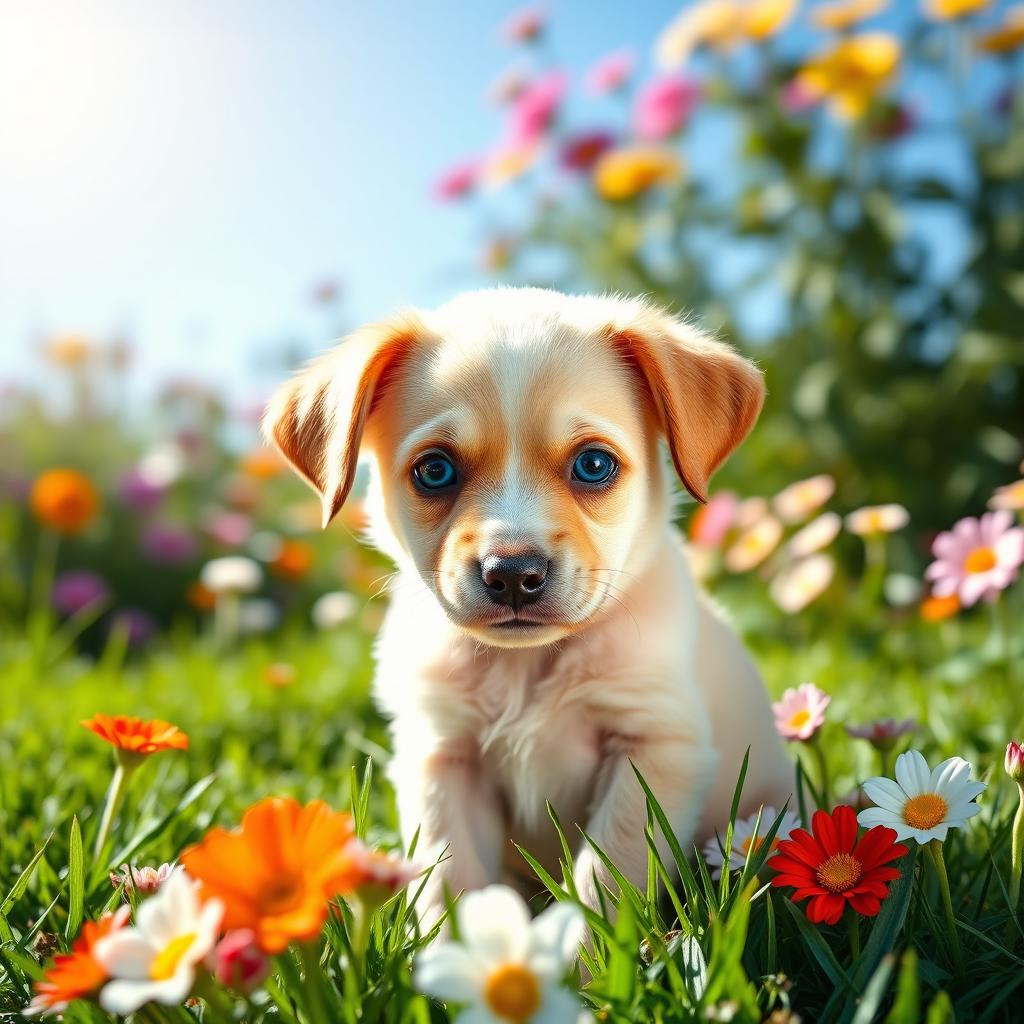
265,288,792,921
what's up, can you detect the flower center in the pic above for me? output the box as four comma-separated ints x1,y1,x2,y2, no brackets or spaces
964,546,997,574
261,877,303,914
902,793,948,830
789,709,811,730
483,963,541,1021
150,933,196,981
740,835,779,856
815,853,862,894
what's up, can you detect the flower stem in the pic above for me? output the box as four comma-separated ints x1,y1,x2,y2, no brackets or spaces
93,763,129,862
926,839,963,981
847,911,861,962
808,736,831,808
1007,782,1024,944
299,941,331,1024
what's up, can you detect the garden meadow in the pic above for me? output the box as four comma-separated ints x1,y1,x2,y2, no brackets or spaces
3,0,1024,1022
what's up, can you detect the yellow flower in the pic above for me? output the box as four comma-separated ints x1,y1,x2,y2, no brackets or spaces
43,333,93,367
976,7,1024,53
795,33,901,119
593,146,682,201
746,0,799,38
655,0,797,68
811,0,889,31
479,142,539,189
924,0,990,19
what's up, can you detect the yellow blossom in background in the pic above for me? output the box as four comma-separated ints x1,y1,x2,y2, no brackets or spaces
594,146,682,201
845,503,910,536
43,333,93,367
795,33,901,119
724,515,783,572
655,0,797,68
811,0,889,31
772,474,835,523
989,479,1024,511
746,0,799,38
480,142,540,190
976,7,1024,53
924,0,990,19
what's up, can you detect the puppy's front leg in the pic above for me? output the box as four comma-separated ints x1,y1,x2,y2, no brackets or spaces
573,734,718,911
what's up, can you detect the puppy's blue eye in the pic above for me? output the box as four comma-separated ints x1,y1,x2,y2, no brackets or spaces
413,454,457,491
572,449,617,485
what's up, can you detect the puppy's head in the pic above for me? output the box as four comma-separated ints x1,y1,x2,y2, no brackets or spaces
265,289,762,648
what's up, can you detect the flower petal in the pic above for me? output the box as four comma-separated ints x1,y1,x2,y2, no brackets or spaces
861,777,906,813
457,886,532,964
413,943,483,1003
894,750,930,798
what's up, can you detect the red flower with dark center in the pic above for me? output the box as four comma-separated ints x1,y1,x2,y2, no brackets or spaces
767,805,907,924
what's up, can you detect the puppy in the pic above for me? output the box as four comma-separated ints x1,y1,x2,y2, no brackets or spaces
265,288,793,922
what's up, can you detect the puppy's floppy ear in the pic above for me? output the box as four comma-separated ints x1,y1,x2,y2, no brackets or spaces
606,306,764,503
263,314,425,528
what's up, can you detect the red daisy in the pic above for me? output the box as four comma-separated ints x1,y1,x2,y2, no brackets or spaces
767,805,908,925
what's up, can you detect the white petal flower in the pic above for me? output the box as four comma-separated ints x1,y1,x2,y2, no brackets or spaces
311,591,358,630
414,885,585,1023
94,870,223,1015
703,806,801,879
200,556,262,595
858,749,986,844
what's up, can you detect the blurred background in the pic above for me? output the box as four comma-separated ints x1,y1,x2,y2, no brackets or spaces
2,0,1022,648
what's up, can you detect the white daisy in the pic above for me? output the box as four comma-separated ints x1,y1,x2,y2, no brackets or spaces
94,869,223,1015
703,806,801,879
414,885,584,1024
858,749,986,844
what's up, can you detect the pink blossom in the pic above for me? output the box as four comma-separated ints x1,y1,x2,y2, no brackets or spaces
505,70,567,147
501,6,546,44
925,510,1024,607
1006,741,1024,781
204,510,252,547
110,862,175,895
689,491,738,548
772,683,830,742
780,77,820,115
633,76,701,141
585,49,635,95
845,718,916,749
432,158,479,201
211,929,270,992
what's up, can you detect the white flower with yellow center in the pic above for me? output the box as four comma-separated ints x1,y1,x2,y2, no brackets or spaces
414,886,584,1024
94,869,223,1015
845,503,909,536
703,806,801,879
858,749,986,844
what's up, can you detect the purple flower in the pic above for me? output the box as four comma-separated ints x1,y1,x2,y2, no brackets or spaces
140,523,198,565
118,469,165,513
560,131,616,172
52,571,110,616
108,608,156,648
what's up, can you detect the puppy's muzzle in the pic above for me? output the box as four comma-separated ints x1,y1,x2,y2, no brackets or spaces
480,551,549,610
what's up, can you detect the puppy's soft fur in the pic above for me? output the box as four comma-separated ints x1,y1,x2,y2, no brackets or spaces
266,288,792,920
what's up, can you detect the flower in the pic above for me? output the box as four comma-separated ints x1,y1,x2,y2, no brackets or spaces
723,515,783,572
108,609,157,649
52,571,110,616
118,469,166,512
340,839,420,907
845,719,916,750
919,593,960,621
237,598,280,635
180,797,356,953
480,141,542,189
1005,741,1024,782
703,806,801,879
30,469,100,535
263,662,297,688
82,715,188,756
200,556,262,595
924,0,991,19
94,870,223,1015
858,749,986,843
593,145,682,200
690,490,738,548
977,8,1024,53
811,0,889,30
311,590,358,629
560,131,616,172
845,503,909,536
140,524,198,565
925,510,1024,607
772,475,835,523
136,442,186,488
210,930,269,993
414,885,584,1024
772,683,830,741
787,512,842,557
186,580,217,612
655,0,797,68
769,554,835,613
768,806,908,924
506,71,567,147
584,49,634,95
433,158,479,201
632,76,701,140
110,863,175,895
43,333,93,367
204,510,252,547
26,907,130,1016
794,34,901,119
270,539,315,581
501,6,546,44
489,66,530,106
990,479,1024,511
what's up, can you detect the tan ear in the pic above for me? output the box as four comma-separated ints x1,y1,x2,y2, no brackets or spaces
607,309,764,503
262,314,424,527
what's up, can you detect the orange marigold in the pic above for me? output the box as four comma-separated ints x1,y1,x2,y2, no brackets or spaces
919,593,960,622
30,469,100,535
180,797,357,954
81,715,189,756
240,447,285,480
271,539,315,581
26,907,129,1015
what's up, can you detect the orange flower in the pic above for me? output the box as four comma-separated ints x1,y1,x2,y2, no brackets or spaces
27,908,129,1015
81,715,189,756
977,7,1024,53
180,797,357,954
919,593,960,622
593,145,682,200
270,539,315,581
241,447,285,480
186,580,218,612
924,0,990,19
263,662,297,688
30,469,100,535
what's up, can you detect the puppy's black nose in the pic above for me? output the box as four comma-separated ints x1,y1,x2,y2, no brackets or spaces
480,551,549,609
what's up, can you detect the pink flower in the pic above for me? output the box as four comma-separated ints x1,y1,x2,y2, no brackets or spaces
505,70,567,147
109,862,175,895
845,719,916,750
925,510,1024,607
772,683,830,741
560,130,615,172
342,839,421,906
780,77,820,114
52,571,110,616
1006,741,1024,782
211,929,269,992
432,158,479,201
501,6,546,44
585,49,635,95
633,75,701,141
690,490,738,548
204,510,252,548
